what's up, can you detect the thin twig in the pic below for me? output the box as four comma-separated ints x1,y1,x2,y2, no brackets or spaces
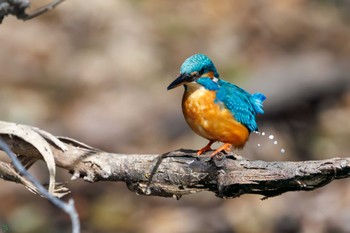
23,0,66,20
0,139,80,233
0,0,66,23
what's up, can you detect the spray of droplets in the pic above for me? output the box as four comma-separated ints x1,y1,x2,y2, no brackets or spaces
254,131,285,154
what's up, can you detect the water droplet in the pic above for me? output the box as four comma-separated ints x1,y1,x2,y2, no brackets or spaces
255,130,285,155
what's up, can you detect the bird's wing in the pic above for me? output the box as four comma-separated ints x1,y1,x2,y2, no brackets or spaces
216,80,262,132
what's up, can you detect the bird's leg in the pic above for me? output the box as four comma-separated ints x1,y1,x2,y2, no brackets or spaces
210,143,232,157
197,140,215,155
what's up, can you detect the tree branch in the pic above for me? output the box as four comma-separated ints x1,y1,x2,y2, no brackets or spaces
0,0,65,23
0,121,349,200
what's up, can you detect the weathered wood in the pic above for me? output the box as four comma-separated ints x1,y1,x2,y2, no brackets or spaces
1,133,349,199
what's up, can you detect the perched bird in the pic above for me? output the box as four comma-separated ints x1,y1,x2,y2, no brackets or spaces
167,54,266,157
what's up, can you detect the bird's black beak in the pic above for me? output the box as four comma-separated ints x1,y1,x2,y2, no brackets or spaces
167,73,191,90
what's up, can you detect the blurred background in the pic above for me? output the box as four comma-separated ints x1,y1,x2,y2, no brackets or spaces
1,0,350,232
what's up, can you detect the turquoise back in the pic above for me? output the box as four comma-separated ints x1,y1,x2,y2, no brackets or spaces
196,77,266,132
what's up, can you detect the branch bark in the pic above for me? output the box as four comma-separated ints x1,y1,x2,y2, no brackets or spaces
0,121,349,200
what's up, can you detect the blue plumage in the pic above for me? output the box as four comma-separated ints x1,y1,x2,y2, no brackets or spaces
197,77,266,132
216,80,266,132
196,77,219,91
180,54,220,78
168,54,266,156
251,93,266,115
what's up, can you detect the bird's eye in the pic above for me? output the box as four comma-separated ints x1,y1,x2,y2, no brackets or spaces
198,68,204,75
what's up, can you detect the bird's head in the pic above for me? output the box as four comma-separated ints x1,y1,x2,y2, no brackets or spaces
167,54,220,90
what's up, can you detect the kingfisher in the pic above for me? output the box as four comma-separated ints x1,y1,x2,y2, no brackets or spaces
167,54,266,157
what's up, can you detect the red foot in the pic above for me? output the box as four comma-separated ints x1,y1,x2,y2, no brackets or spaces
197,141,214,155
209,143,232,157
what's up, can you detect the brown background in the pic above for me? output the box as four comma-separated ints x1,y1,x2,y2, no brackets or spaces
1,1,350,232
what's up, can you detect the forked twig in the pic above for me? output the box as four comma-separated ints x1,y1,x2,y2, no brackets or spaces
0,0,66,23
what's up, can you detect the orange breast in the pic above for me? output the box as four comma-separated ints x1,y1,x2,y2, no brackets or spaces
182,85,249,148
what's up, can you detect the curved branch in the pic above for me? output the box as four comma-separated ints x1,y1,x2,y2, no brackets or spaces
0,121,349,200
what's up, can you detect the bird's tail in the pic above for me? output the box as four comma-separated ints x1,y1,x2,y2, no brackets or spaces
252,93,266,114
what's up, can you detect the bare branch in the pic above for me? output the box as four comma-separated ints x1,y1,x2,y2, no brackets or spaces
0,0,65,23
0,121,68,197
0,139,80,233
0,121,349,200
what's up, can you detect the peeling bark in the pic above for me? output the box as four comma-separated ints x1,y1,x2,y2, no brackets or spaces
1,122,349,199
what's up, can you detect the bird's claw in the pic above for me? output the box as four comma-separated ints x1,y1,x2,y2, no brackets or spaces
197,140,215,155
